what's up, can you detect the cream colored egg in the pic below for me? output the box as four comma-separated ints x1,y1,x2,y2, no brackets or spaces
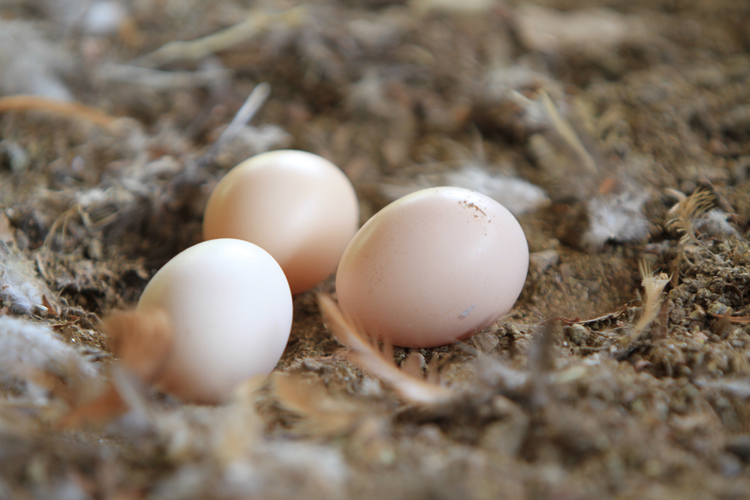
335,187,528,348
203,150,359,295
136,239,292,404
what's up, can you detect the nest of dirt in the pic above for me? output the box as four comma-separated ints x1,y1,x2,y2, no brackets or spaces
1,0,750,498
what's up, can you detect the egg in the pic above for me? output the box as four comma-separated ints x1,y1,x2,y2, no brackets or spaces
136,239,292,404
335,187,528,348
203,150,359,295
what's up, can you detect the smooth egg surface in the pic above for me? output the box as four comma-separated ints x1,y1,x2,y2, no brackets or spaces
203,150,359,295
335,187,529,348
136,239,292,404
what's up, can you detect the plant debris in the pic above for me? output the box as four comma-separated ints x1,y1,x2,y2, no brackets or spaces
1,0,750,498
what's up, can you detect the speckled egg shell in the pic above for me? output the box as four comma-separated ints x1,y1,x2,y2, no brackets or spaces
335,187,528,348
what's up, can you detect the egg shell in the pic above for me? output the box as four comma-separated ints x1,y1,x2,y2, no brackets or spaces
136,239,292,404
335,187,529,348
203,150,359,295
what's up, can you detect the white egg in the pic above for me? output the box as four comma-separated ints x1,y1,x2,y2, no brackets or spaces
136,239,292,404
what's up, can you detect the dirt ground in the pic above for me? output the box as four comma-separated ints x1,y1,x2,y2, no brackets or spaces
1,0,750,498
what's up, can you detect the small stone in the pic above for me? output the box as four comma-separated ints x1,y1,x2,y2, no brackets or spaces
530,249,559,273
718,453,743,477
566,324,590,345
708,301,730,317
688,307,706,321
472,331,499,353
726,435,750,463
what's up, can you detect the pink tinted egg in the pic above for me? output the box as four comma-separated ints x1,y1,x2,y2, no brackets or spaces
335,187,528,348
203,150,359,294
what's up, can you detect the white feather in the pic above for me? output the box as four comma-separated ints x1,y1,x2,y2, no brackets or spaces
0,242,51,314
0,316,99,401
582,191,649,250
381,165,548,216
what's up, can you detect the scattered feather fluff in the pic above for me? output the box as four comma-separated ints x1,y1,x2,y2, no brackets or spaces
615,260,670,355
41,0,127,35
381,165,548,216
0,140,30,173
41,155,188,238
29,478,91,500
664,188,732,258
216,125,292,168
79,1,128,35
247,441,348,497
0,317,99,402
695,209,740,239
0,21,75,100
346,69,391,119
138,397,348,500
581,191,649,251
61,310,173,428
445,166,548,215
156,441,348,500
0,242,54,314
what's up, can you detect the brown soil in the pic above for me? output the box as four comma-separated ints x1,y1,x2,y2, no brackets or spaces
1,1,749,499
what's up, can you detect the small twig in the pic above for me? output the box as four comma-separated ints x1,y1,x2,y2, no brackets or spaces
554,305,629,326
0,95,117,127
539,91,597,175
212,83,271,151
95,62,232,90
198,82,271,166
134,6,307,68
708,312,750,324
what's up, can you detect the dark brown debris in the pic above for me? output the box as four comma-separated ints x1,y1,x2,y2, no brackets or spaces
1,0,750,498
